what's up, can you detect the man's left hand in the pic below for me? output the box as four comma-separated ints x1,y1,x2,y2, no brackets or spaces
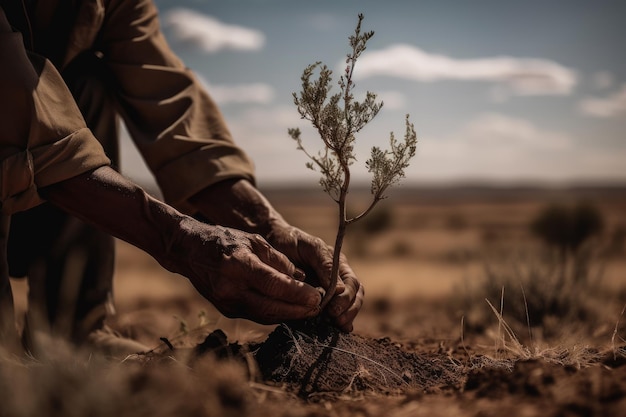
266,224,364,332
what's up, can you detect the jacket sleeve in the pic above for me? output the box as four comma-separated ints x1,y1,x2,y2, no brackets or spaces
0,9,110,215
99,0,256,213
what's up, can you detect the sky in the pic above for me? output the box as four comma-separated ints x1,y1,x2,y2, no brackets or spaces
120,0,626,187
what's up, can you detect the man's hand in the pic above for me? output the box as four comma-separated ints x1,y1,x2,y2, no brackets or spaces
166,220,322,324
43,167,322,325
266,224,364,332
189,179,365,332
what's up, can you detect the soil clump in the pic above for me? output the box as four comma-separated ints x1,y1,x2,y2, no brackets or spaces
185,319,465,399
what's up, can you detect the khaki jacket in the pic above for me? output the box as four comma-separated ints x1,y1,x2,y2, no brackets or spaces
0,0,255,216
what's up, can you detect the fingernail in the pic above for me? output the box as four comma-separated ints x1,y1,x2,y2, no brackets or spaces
317,287,325,299
306,288,323,308
293,268,306,281
307,305,321,316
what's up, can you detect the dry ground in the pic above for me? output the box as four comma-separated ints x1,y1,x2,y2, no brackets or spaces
3,185,626,417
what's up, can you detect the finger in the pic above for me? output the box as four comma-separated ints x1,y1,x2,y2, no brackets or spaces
324,261,362,330
293,268,306,281
249,260,322,308
236,290,320,324
250,234,300,278
325,259,358,315
326,270,359,318
295,236,332,287
330,277,364,332
298,237,346,294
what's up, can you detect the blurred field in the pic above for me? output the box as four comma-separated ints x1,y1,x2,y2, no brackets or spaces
6,184,626,417
102,184,626,343
268,185,626,297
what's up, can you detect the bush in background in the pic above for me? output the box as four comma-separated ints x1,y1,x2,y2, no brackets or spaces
458,202,618,342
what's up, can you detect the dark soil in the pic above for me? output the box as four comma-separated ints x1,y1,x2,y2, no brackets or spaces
462,358,626,416
253,318,464,398
161,316,626,417
4,312,626,417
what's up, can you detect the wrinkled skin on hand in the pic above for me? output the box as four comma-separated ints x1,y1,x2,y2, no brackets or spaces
165,218,323,324
41,168,323,325
266,224,364,332
188,178,364,331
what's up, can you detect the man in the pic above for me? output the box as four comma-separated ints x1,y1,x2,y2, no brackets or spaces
0,0,363,355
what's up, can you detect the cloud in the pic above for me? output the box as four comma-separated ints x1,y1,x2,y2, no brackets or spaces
412,113,576,182
579,84,626,118
591,71,614,90
225,105,317,183
375,90,407,110
162,8,265,53
231,106,302,135
120,103,626,187
353,44,577,97
210,83,275,104
207,83,275,105
228,109,579,184
353,90,406,111
194,74,274,105
461,113,571,151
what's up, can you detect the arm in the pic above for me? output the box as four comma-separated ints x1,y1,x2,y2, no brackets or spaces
0,5,320,325
97,0,255,211
94,1,363,329
40,166,322,324
189,179,364,332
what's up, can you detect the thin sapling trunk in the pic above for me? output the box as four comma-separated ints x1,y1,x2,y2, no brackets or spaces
288,14,418,310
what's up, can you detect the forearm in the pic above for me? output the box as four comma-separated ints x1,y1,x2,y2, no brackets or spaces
189,179,288,237
40,167,323,323
40,166,185,263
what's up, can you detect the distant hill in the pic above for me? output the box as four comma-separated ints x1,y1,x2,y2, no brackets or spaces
258,183,626,205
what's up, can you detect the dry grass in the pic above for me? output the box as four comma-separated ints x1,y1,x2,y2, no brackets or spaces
0,337,255,417
3,186,625,416
456,241,624,344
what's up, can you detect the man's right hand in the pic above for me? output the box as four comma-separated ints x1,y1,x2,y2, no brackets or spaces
43,166,322,325
163,220,323,324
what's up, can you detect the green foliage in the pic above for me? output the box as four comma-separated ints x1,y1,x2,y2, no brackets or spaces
366,116,417,199
288,13,417,205
288,13,417,308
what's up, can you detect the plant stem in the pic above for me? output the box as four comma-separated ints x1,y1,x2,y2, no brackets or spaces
347,196,382,225
319,36,359,309
289,13,417,315
320,166,349,310
321,210,346,310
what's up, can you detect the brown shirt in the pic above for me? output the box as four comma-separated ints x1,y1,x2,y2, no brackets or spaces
0,0,255,216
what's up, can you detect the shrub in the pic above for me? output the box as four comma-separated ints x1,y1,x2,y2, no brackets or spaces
530,202,604,256
458,247,611,342
288,14,417,308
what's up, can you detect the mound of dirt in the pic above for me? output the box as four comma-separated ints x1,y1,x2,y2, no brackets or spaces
252,319,464,398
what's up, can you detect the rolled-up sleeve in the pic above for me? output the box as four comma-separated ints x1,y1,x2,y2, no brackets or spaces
0,27,110,215
99,0,255,212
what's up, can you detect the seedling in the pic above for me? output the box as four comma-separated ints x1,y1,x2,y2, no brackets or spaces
288,14,418,309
